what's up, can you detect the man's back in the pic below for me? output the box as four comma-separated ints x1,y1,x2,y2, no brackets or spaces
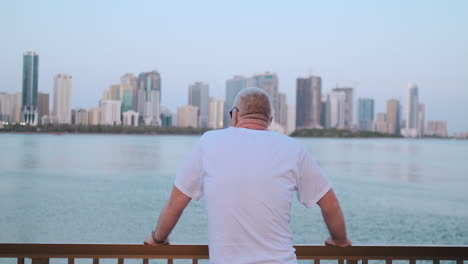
175,127,331,264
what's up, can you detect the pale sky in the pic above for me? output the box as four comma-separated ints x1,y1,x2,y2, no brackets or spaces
1,0,467,133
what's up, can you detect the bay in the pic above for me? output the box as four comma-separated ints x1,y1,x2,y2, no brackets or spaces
1,133,467,249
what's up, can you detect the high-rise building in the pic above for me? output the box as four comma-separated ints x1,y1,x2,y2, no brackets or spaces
357,98,374,131
320,94,330,129
37,92,49,123
248,72,279,122
160,107,173,127
373,113,388,134
426,120,448,137
177,104,199,128
88,107,101,125
21,52,39,125
99,100,121,125
296,76,322,129
224,76,248,127
329,91,346,129
287,104,296,134
120,73,138,113
0,92,22,123
209,97,224,129
71,109,77,124
405,83,419,137
418,104,425,137
75,108,88,125
103,84,121,101
331,87,354,129
386,99,400,135
188,82,209,128
137,71,161,126
277,92,288,129
53,74,72,124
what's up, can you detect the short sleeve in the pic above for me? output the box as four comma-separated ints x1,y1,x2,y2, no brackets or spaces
174,139,204,200
296,149,332,208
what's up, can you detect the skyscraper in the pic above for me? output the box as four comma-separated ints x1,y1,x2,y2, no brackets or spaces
386,99,400,135
120,73,138,113
277,92,288,129
224,76,247,127
406,83,419,137
38,92,49,122
332,87,353,129
137,71,161,126
188,82,209,128
53,74,72,124
320,94,330,128
209,97,224,129
0,92,22,123
418,104,425,137
329,91,346,129
248,72,279,122
357,98,374,131
21,52,39,125
296,76,322,129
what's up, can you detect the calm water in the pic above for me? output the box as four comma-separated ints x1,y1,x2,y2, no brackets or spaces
1,133,467,250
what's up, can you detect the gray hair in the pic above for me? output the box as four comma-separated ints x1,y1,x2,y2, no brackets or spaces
233,87,273,119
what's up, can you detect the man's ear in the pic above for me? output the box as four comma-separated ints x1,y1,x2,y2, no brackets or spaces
231,111,238,126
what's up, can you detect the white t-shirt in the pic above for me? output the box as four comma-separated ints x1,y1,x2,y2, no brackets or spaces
175,127,331,264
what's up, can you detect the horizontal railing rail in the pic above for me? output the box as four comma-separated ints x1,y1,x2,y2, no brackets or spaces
0,244,467,264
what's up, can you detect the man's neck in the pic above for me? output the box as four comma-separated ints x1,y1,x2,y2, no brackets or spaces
235,118,269,130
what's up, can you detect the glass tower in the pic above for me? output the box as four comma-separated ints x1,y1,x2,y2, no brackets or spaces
22,51,39,125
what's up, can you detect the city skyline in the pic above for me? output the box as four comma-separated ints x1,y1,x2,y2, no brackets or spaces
1,1,467,132
0,51,457,136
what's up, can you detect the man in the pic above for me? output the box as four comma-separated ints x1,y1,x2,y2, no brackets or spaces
144,88,351,263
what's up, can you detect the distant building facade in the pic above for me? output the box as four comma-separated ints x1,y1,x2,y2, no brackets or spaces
209,97,224,129
373,113,388,134
137,71,161,126
38,92,49,123
405,83,419,137
296,76,322,129
0,92,22,123
22,52,39,125
123,110,139,126
331,87,353,129
357,98,374,131
329,91,346,129
160,107,173,127
120,73,138,113
75,108,88,125
100,100,121,125
224,76,247,127
426,120,448,137
386,99,400,135
188,82,209,128
53,74,72,124
177,104,199,128
88,107,101,125
418,104,425,137
277,92,288,129
248,72,279,123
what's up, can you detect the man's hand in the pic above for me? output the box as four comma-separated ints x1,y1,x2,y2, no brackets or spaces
325,236,352,247
143,234,169,246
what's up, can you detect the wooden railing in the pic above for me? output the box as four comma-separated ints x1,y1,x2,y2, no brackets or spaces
0,244,467,264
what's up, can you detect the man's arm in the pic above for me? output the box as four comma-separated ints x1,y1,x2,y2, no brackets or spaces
317,188,352,247
144,185,191,246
